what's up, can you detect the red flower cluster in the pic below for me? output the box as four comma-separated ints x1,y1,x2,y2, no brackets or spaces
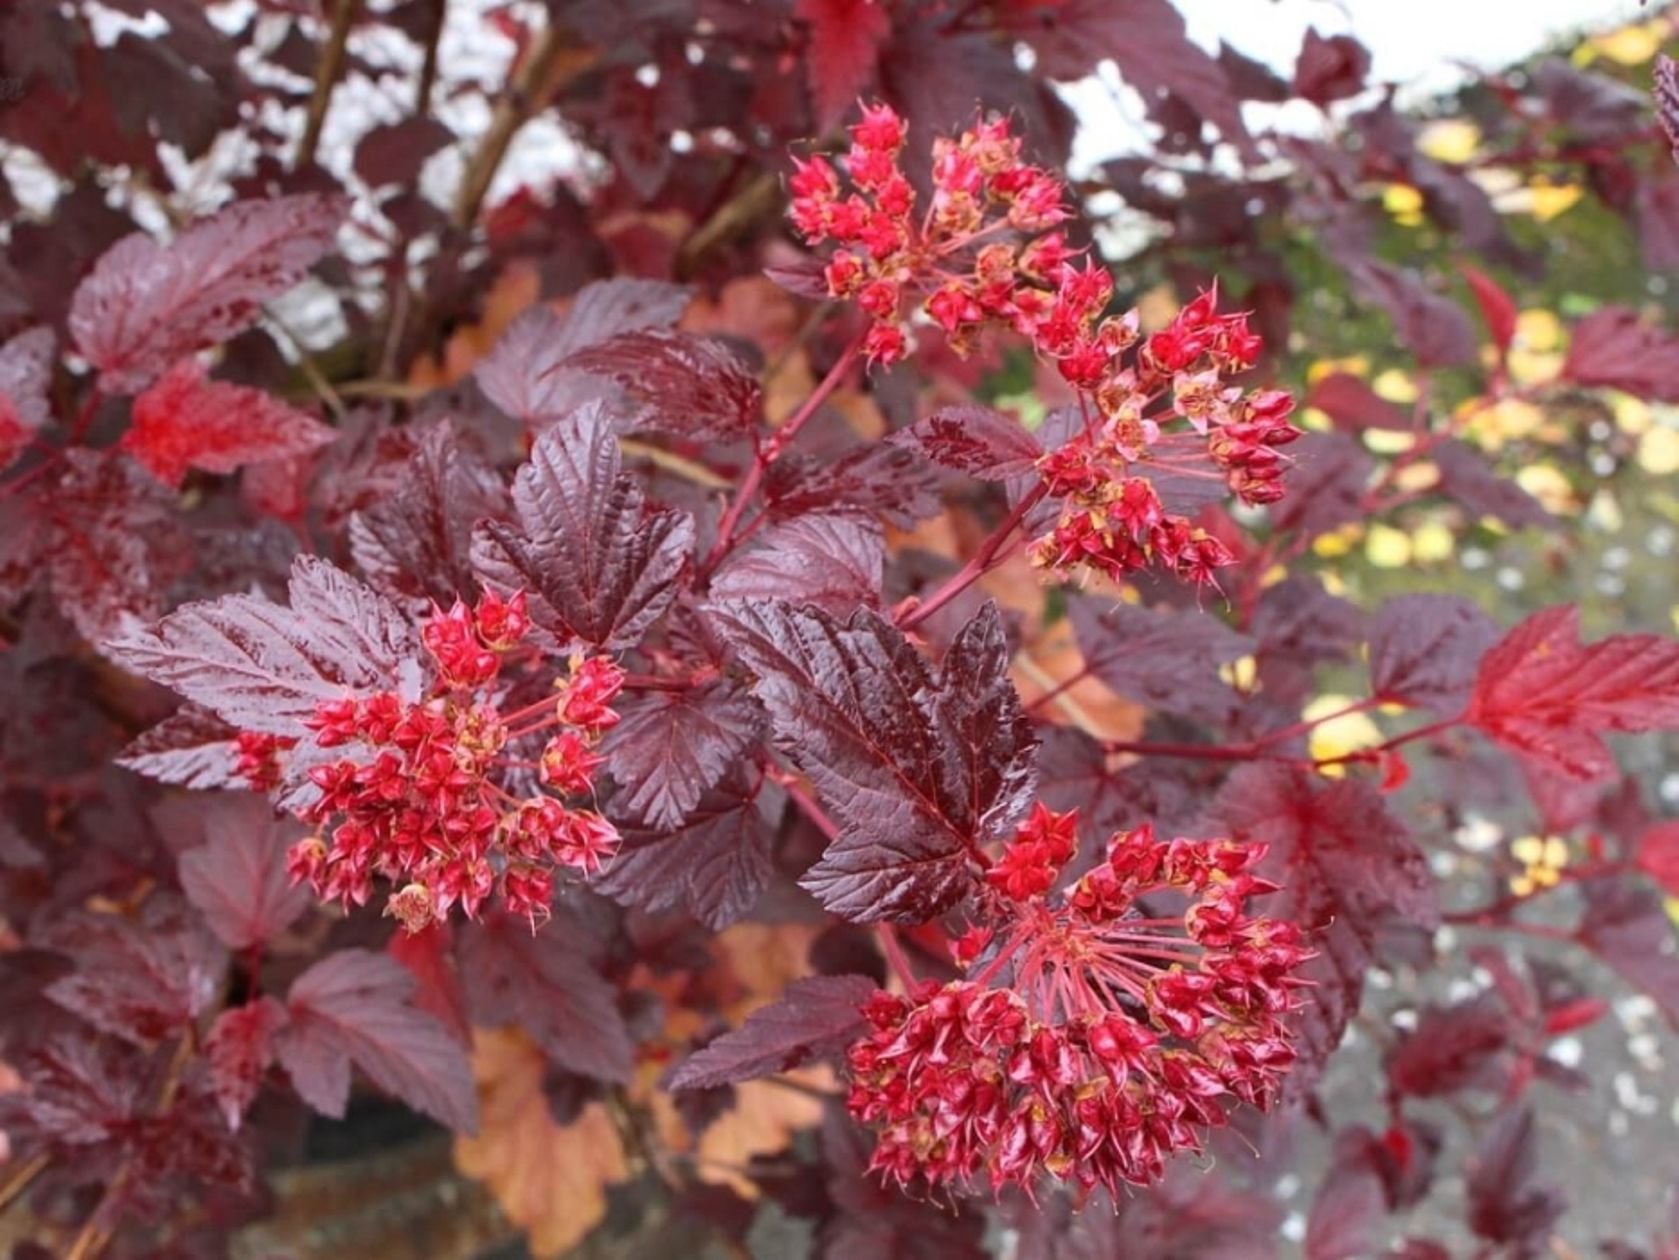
236,590,624,931
1029,294,1302,587
845,805,1308,1195
789,106,1300,589
789,103,1069,365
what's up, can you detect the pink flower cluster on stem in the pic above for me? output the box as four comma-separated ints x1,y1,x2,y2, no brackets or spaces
234,590,624,931
787,103,1303,590
845,804,1309,1196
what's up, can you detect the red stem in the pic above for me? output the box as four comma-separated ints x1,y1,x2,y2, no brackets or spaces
699,335,865,578
896,481,1049,633
877,924,919,988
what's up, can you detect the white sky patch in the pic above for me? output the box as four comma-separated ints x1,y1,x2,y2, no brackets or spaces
1064,0,1647,173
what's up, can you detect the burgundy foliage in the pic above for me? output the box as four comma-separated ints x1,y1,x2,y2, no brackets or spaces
0,3,1677,1257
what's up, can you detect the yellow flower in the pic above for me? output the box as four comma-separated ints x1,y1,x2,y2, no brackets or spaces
1383,183,1425,226
1364,524,1412,568
1637,426,1679,477
1305,694,1383,778
1418,119,1481,164
1509,835,1568,896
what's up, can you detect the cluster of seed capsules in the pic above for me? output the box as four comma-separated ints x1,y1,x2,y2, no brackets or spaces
788,103,1302,589
844,805,1310,1195
234,590,623,931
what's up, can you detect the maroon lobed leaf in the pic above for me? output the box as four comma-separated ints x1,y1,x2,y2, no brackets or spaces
0,325,54,473
108,553,424,736
711,600,1037,923
1268,432,1373,542
1007,0,1252,158
43,902,224,1047
1432,439,1553,531
1204,766,1438,1101
766,440,943,528
1575,877,1679,1026
275,948,477,1132
176,792,312,950
116,704,241,790
1385,993,1511,1098
1368,593,1497,714
1466,1107,1565,1249
119,358,335,487
46,449,195,645
602,680,763,829
347,422,511,611
709,512,885,614
1305,1129,1390,1260
354,116,454,188
595,771,778,930
566,329,763,441
471,404,695,650
68,193,347,393
1292,29,1371,106
205,996,287,1131
889,403,1045,481
1304,371,1409,433
794,0,891,132
1069,596,1255,726
668,974,877,1090
473,280,690,427
457,910,634,1082
1562,307,1679,403
1346,261,1477,368
1466,606,1679,782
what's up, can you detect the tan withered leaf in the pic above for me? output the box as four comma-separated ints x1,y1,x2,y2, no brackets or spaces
453,1029,628,1257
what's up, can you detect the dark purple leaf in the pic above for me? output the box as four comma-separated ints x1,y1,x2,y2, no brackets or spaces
567,329,763,442
276,948,476,1131
1268,432,1373,541
43,902,223,1047
1433,439,1554,530
602,680,763,829
205,996,286,1130
595,772,778,930
1368,594,1497,714
1293,29,1370,105
0,325,54,473
1347,261,1476,368
668,974,875,1089
473,280,690,426
354,116,454,188
890,404,1044,481
1008,0,1251,157
68,193,346,393
109,554,424,736
794,0,890,131
47,449,194,645
1070,596,1254,726
1305,372,1409,432
1562,307,1679,403
116,705,240,790
1576,878,1679,1026
1466,1107,1565,1248
471,404,694,651
1385,994,1511,1098
766,441,943,528
1204,766,1438,1101
711,600,1036,923
458,910,634,1082
348,423,511,611
710,512,884,614
177,792,311,950
1305,1130,1389,1260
